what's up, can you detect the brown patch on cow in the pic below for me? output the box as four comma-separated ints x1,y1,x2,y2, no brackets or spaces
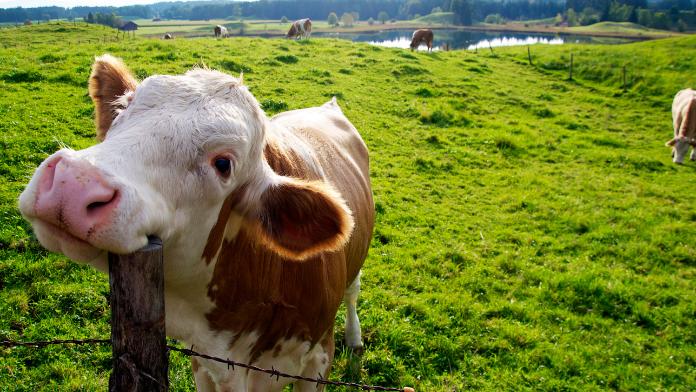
273,344,282,357
201,184,249,265
88,55,139,140
191,356,202,372
263,137,316,178
286,24,296,38
205,227,347,364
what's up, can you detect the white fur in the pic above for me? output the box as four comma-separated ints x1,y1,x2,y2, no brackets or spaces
344,270,363,349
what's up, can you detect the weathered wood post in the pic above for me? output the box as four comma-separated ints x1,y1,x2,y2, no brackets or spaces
569,53,573,80
527,46,533,66
109,236,168,392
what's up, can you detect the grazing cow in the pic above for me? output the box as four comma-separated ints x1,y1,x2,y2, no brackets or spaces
18,54,374,392
162,33,172,40
214,24,229,38
667,88,696,164
410,29,434,52
286,18,312,40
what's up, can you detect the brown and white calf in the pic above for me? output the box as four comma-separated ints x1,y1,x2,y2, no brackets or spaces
162,33,172,40
667,88,696,164
214,24,229,38
410,29,433,52
18,54,374,392
286,18,312,40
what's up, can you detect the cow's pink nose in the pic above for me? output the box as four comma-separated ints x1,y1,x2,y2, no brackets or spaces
34,156,119,241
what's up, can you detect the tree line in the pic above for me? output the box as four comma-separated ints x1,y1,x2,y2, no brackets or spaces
1,0,693,27
0,5,152,24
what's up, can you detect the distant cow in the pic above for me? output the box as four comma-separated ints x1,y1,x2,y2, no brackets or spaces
667,88,696,164
286,18,312,40
410,29,434,52
162,34,172,40
214,24,229,38
18,54,375,392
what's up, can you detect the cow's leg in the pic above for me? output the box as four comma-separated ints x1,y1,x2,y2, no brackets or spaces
192,357,217,392
691,146,695,161
294,329,335,392
344,270,363,351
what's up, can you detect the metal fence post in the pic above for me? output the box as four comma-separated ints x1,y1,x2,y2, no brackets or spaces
109,236,168,391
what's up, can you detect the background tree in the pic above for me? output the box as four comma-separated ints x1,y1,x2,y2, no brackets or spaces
628,6,637,23
414,13,421,18
432,7,442,13
651,12,670,29
555,12,563,25
351,11,359,23
280,15,288,23
341,12,354,27
450,0,472,25
327,12,338,25
42,14,50,22
378,11,389,24
567,8,579,26
368,17,374,24
24,19,32,25
233,4,242,19
638,8,651,26
87,12,94,24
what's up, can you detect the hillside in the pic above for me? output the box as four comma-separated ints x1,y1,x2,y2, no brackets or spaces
1,24,695,391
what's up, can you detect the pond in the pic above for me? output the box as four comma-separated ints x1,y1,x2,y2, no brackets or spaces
312,29,642,51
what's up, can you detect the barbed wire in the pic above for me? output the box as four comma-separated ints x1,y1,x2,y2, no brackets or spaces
0,338,109,348
168,345,405,391
1,338,409,392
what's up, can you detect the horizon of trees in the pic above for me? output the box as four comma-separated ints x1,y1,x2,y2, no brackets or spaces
1,0,693,27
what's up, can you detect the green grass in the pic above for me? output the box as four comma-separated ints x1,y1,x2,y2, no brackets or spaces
568,21,677,36
1,24,696,392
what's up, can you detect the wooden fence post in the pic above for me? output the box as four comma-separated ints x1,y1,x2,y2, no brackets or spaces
569,53,573,80
109,236,168,392
527,46,533,66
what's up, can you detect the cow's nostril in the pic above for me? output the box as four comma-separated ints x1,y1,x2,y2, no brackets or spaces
86,191,118,216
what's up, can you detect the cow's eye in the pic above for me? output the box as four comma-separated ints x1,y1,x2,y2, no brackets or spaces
214,158,231,175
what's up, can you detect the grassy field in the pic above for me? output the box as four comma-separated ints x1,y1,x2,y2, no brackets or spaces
1,23,696,391
567,21,676,36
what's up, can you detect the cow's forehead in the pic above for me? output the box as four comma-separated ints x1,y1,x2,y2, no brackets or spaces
136,69,242,103
105,68,261,160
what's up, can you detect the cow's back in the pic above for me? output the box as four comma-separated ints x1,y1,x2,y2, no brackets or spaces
267,100,374,283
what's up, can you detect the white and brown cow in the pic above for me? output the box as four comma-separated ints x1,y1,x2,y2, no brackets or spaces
410,29,433,52
162,33,172,40
667,88,696,164
286,18,312,40
214,24,229,38
18,55,374,392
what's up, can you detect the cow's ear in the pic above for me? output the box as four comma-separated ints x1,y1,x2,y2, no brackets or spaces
248,177,354,261
88,55,139,140
666,138,677,147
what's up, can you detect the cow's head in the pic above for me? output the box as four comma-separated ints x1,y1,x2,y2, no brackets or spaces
666,136,696,164
18,54,354,272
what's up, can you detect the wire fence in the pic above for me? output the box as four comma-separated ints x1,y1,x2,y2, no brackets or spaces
1,338,409,392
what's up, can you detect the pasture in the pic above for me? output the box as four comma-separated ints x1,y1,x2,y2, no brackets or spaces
1,24,695,391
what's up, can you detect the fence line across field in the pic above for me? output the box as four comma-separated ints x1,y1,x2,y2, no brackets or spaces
1,237,414,392
0,338,410,392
